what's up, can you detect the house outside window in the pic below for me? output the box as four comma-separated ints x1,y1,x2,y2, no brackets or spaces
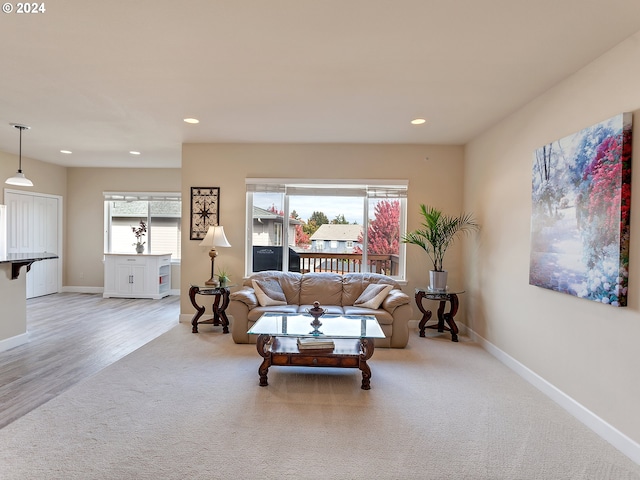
245,179,407,279
104,192,182,260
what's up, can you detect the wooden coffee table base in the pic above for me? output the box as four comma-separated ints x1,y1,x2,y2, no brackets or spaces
255,335,375,390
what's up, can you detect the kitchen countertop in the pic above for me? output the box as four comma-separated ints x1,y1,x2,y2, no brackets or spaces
0,252,59,280
0,252,59,264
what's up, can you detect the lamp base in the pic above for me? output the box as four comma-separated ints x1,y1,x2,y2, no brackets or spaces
205,248,219,287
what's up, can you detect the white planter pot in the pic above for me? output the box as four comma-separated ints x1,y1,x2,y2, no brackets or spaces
429,270,448,291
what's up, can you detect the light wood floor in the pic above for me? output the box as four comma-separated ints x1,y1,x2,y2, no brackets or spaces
0,292,180,429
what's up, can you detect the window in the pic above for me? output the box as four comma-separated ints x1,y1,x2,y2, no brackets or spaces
274,222,283,247
104,192,182,260
246,179,408,279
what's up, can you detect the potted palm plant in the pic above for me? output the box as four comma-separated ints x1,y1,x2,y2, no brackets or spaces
402,205,479,290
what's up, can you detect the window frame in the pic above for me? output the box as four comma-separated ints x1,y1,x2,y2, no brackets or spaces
103,191,182,262
245,179,408,280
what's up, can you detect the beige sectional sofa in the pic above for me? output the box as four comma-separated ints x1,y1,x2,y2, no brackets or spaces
228,271,413,348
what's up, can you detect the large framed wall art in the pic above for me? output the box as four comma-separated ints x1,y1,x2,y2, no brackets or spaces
190,187,220,240
529,113,633,306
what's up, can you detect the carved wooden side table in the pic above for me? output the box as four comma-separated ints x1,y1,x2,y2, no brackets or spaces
414,288,464,342
189,284,234,334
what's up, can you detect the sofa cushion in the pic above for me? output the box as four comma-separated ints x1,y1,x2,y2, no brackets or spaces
252,278,287,306
381,289,410,314
353,283,393,309
243,271,302,305
299,272,343,306
229,287,259,310
342,272,400,306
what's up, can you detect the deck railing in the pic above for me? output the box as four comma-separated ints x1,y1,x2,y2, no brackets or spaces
296,252,399,276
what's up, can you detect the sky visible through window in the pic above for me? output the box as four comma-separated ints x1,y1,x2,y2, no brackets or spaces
258,193,365,224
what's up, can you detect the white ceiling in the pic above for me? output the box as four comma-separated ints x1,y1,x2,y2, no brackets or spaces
2,0,640,168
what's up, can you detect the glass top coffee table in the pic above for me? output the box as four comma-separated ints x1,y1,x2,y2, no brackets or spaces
247,312,385,390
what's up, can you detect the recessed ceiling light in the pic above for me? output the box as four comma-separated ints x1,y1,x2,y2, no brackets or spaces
60,150,72,154
184,118,200,124
129,151,141,155
411,118,427,125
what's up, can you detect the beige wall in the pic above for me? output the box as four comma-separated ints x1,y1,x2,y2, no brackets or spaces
1,151,67,203
66,168,180,288
464,31,640,446
180,143,465,315
1,158,181,290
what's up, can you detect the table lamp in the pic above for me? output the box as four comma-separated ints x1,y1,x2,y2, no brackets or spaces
199,225,231,286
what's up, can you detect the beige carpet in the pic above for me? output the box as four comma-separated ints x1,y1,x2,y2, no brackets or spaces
1,324,639,480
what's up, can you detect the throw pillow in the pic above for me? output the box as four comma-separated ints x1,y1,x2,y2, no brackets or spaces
252,278,287,306
353,283,393,309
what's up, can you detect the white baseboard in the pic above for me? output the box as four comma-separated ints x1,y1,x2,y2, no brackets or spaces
0,332,28,353
466,327,640,465
62,287,181,297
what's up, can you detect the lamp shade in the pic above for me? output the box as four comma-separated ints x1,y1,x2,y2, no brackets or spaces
5,171,33,186
198,225,231,248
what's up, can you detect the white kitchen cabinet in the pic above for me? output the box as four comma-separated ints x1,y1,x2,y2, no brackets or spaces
103,253,171,299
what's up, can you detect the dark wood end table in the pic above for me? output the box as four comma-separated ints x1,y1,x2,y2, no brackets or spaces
189,284,234,334
415,288,464,342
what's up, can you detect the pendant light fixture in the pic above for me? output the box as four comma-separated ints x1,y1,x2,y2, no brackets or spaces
5,123,33,187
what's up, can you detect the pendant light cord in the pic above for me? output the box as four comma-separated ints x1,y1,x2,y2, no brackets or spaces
18,126,23,172
6,123,33,186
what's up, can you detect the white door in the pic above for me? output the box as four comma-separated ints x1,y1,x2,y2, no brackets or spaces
29,196,59,297
5,190,61,298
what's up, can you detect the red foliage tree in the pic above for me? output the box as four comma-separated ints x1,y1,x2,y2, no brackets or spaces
354,200,400,254
267,204,283,215
295,225,310,247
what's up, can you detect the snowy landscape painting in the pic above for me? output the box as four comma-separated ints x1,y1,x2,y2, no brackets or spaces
529,113,633,306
